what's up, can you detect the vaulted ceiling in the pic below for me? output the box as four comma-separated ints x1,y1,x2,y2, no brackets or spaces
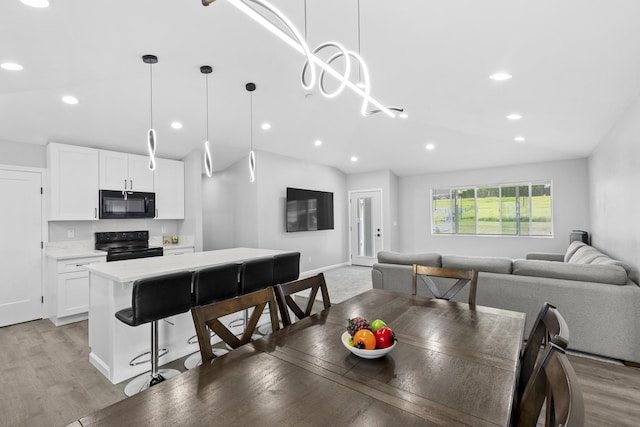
2,0,640,176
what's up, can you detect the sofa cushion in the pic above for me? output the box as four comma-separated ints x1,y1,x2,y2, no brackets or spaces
568,244,604,264
590,256,632,275
441,255,512,274
564,241,587,263
377,251,441,267
513,259,628,285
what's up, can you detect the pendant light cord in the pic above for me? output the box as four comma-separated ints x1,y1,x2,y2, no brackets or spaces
250,91,254,150
357,0,362,83
149,63,153,129
205,74,210,141
304,0,307,41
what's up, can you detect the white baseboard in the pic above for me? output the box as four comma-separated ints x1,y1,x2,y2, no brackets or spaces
300,262,350,278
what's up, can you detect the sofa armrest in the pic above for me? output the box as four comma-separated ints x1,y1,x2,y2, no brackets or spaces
525,252,564,262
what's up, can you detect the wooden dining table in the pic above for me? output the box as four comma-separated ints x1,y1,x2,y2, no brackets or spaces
72,289,526,426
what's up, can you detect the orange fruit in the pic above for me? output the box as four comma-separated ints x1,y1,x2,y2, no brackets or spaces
353,329,376,350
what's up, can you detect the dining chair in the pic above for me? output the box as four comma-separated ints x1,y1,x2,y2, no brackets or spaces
516,342,585,427
517,302,570,405
274,273,331,327
257,252,300,334
183,263,240,369
412,264,478,305
191,287,280,363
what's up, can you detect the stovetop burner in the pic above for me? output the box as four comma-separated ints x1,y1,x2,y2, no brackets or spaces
95,231,163,262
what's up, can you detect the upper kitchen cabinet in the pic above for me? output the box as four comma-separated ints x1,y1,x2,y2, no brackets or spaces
154,158,184,219
99,150,154,192
47,143,99,221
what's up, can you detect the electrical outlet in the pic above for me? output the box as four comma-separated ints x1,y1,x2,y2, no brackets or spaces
67,229,75,239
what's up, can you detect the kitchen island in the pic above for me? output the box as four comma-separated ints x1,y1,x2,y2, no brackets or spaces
85,247,287,384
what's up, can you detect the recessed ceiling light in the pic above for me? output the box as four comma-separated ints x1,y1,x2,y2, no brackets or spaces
425,143,435,151
171,122,183,129
20,0,50,8
261,122,271,130
399,112,408,119
489,72,512,81
314,139,322,147
350,156,358,162
506,113,522,121
1,62,23,71
61,95,78,105
514,136,525,142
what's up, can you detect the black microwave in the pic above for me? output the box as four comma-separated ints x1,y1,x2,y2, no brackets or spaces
99,190,156,219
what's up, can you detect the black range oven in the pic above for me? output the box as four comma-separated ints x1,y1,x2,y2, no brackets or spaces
95,231,163,262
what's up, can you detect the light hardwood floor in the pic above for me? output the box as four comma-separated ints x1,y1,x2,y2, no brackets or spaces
1,267,639,426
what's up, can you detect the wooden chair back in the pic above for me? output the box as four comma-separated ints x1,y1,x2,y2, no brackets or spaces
274,273,331,327
518,303,570,404
190,287,279,363
517,343,585,427
412,264,478,305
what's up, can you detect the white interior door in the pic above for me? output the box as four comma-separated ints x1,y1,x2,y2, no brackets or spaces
0,168,43,327
350,190,383,267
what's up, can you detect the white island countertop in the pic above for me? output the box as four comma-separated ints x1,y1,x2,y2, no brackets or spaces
85,247,288,283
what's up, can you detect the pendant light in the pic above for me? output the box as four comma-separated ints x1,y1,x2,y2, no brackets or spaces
246,82,256,183
143,54,158,171
203,0,402,118
201,65,213,177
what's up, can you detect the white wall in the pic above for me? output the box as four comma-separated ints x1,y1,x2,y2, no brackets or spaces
398,158,590,259
0,140,46,168
202,150,348,272
346,170,400,252
178,150,204,252
589,95,640,283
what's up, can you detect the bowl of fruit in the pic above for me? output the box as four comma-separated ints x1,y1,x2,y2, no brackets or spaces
342,317,397,359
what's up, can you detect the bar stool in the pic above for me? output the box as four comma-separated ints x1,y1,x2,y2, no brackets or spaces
226,257,274,349
258,252,300,335
115,271,192,397
184,263,239,370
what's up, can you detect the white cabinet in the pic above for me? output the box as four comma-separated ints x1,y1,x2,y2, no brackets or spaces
163,246,194,256
99,150,154,192
154,158,185,219
47,255,106,326
47,143,99,220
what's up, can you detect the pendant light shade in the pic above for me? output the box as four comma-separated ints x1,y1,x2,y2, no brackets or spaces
143,54,158,171
201,65,213,178
246,82,256,183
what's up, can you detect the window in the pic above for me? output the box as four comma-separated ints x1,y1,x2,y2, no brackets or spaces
431,182,552,236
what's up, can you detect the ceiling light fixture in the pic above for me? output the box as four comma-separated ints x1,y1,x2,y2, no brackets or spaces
202,0,401,118
246,82,257,183
171,122,183,129
143,54,158,171
261,122,271,130
399,112,408,119
350,156,358,162
426,143,435,150
514,136,525,142
489,72,512,81
201,65,213,178
1,62,23,71
506,113,522,121
61,95,78,105
20,0,50,8
314,139,322,147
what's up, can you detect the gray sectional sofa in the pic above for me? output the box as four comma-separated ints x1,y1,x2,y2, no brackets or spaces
372,241,640,364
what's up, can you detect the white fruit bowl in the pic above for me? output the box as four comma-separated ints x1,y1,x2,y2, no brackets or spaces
341,331,397,359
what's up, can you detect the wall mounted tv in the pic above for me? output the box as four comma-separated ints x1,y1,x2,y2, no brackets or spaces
286,187,334,232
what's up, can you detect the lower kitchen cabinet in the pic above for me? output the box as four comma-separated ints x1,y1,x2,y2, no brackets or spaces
47,255,106,326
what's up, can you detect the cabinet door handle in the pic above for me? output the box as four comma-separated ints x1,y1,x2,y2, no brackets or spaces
155,209,158,218
95,208,97,218
130,179,133,189
124,179,127,190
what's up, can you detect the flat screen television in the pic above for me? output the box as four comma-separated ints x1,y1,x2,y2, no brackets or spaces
286,187,334,232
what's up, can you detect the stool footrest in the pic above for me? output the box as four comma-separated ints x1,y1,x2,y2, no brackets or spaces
129,348,169,366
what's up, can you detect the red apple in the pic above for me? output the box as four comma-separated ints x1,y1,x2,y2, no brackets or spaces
374,326,396,349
